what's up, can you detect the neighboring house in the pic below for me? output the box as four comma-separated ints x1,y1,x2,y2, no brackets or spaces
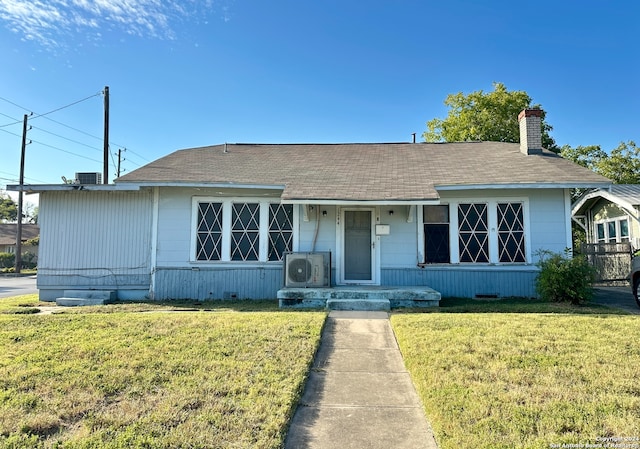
0,223,39,258
572,185,640,250
10,110,610,301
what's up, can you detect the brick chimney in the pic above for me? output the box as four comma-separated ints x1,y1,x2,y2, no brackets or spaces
518,109,543,155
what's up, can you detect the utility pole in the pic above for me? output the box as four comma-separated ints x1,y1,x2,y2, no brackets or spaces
103,86,109,184
116,148,126,178
15,114,28,274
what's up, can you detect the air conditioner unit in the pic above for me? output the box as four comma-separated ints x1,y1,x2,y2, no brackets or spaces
284,252,330,288
75,172,102,185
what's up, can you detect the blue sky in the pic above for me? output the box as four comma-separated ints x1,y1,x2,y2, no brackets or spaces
0,0,638,206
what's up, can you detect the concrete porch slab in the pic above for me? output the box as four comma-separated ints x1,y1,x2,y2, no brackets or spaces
55,290,116,307
278,286,441,310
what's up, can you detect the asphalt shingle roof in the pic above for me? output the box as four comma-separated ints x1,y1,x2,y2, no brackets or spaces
117,142,611,201
0,224,39,245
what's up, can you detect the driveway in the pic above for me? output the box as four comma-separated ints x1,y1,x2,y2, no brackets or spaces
0,275,38,298
592,285,640,315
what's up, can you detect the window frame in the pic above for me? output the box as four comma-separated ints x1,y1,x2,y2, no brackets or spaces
423,205,451,264
190,197,297,263
418,198,530,265
594,217,630,243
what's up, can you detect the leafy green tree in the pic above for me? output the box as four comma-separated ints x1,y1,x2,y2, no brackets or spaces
561,141,639,184
0,194,17,222
597,141,640,184
424,82,558,151
558,144,606,171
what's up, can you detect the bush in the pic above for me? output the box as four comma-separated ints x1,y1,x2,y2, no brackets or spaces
0,252,15,269
21,251,37,269
536,249,596,304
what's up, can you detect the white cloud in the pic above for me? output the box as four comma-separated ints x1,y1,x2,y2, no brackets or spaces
0,0,224,49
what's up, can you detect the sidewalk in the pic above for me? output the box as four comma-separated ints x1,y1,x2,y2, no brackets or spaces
285,311,438,449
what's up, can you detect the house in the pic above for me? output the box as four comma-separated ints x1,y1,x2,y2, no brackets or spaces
572,184,640,249
571,185,639,284
10,110,610,303
0,223,39,258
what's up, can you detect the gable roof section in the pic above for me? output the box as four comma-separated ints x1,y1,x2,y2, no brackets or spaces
0,224,39,246
117,142,611,202
572,184,640,217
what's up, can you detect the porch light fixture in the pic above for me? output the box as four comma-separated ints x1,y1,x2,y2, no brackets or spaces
389,210,394,215
322,210,327,216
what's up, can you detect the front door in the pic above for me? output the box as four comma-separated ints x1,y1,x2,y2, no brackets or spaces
343,209,374,282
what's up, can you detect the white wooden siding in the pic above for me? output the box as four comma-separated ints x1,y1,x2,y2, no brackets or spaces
378,205,418,268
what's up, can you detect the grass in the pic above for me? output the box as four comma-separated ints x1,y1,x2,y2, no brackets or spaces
411,296,625,314
3,294,639,448
0,294,45,315
391,298,640,449
0,297,326,448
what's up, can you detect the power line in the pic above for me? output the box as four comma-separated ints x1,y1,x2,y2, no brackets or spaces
30,91,102,121
0,169,48,184
0,91,151,167
0,111,24,128
0,128,22,138
30,125,102,153
29,138,102,164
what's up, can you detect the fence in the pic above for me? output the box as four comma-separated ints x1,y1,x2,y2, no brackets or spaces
581,242,632,285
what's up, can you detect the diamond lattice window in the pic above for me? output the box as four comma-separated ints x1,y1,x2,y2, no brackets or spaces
497,203,526,263
196,202,223,261
231,203,260,261
458,203,489,263
268,204,293,261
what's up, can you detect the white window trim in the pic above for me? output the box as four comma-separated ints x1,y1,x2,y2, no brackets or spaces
594,217,630,243
190,197,297,263
420,198,531,265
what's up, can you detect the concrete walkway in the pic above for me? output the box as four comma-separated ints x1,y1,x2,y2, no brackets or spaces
285,311,438,449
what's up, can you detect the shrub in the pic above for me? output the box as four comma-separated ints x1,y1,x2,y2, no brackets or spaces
0,252,15,269
21,252,37,269
535,249,596,304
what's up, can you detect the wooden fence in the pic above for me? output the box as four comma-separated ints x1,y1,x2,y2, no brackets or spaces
581,242,632,285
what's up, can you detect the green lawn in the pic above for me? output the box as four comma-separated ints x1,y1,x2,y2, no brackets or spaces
3,295,639,448
391,299,640,449
0,296,326,448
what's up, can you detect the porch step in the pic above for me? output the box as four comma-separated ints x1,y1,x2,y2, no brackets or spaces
56,290,116,307
278,286,441,309
326,299,390,311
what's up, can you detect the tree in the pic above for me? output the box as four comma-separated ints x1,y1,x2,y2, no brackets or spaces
0,194,17,222
597,141,640,184
23,204,38,224
560,141,640,184
424,82,558,151
558,144,607,171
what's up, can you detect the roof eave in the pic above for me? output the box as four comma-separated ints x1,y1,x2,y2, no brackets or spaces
117,181,286,190
7,184,142,193
436,182,612,191
281,198,441,205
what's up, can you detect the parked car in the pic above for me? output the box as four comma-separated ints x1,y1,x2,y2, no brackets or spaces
631,256,640,308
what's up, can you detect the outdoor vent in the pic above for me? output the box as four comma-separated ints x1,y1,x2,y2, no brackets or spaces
75,172,102,185
284,252,331,288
